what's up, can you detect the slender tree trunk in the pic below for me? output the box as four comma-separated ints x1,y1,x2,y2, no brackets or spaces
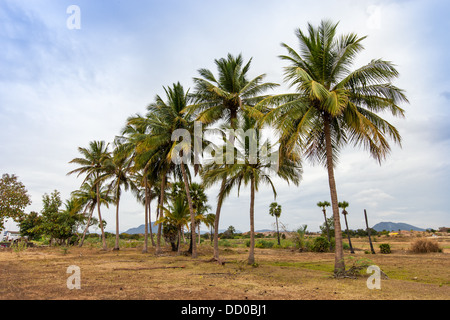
365,209,376,254
213,179,226,261
148,188,155,247
96,182,107,251
143,177,149,253
344,214,355,254
79,205,95,247
155,174,166,255
114,193,120,251
181,163,197,258
323,209,332,251
177,228,182,255
276,216,280,246
248,177,256,265
323,116,345,274
198,223,201,245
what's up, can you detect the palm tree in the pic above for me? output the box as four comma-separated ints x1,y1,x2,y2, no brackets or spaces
147,82,201,258
338,201,354,254
187,53,279,262
317,201,332,248
68,141,111,250
256,20,408,274
71,178,111,247
202,115,302,264
204,213,216,245
100,144,138,251
269,202,282,245
156,195,190,254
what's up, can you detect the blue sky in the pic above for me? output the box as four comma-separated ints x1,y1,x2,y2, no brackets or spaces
1,0,449,233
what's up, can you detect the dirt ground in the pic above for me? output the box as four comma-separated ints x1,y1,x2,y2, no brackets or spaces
0,240,449,300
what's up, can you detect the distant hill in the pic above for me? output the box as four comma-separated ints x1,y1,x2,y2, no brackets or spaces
123,223,158,234
372,222,425,232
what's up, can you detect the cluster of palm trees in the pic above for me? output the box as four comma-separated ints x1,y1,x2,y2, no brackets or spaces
67,20,407,274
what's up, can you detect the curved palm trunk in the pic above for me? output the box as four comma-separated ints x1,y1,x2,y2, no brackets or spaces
181,163,197,258
323,116,345,274
79,205,95,247
155,174,166,255
96,182,107,251
248,177,256,265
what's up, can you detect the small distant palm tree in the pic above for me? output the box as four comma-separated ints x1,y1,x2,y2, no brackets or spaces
338,201,354,254
317,201,332,247
269,202,282,245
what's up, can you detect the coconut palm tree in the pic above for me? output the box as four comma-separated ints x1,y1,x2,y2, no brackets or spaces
146,82,204,258
187,53,279,261
317,201,332,248
202,115,302,264
67,141,111,250
71,178,111,247
256,20,408,274
269,202,282,245
156,195,190,254
338,201,354,254
100,144,138,251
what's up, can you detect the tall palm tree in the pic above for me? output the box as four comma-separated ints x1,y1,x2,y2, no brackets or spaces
67,141,111,250
203,115,302,264
256,20,408,274
147,82,201,258
187,53,279,262
100,144,138,251
338,201,354,254
317,201,332,248
204,213,216,245
269,202,282,245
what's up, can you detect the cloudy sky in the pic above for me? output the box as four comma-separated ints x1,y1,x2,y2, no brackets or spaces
1,0,449,233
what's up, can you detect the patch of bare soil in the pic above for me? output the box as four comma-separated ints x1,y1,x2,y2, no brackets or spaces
0,245,448,300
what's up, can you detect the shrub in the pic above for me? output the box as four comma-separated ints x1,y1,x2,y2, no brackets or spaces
379,243,391,254
255,240,274,248
410,239,442,253
310,236,330,252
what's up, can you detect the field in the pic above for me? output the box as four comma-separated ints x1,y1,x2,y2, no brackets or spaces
0,235,449,300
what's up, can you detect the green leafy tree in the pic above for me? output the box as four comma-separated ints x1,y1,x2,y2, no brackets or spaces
18,211,42,241
0,174,32,229
256,20,408,273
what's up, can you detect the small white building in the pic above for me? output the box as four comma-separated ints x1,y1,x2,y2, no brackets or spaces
0,230,4,242
5,231,21,242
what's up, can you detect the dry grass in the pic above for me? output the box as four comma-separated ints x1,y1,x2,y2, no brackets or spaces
0,237,449,300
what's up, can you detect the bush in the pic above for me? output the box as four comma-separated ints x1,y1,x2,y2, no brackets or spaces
255,240,274,248
310,236,330,252
410,239,442,253
379,243,391,254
